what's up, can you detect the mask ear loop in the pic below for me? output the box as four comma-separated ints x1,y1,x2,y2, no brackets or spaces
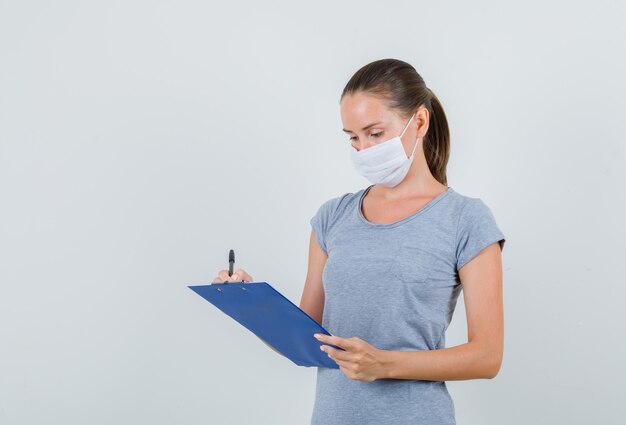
400,112,419,158
400,113,415,138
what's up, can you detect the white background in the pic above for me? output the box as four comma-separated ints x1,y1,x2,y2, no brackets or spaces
1,1,624,424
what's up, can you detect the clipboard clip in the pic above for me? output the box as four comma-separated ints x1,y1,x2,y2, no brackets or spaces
214,283,248,292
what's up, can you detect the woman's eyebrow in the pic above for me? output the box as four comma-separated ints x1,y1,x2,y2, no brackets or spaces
342,121,383,133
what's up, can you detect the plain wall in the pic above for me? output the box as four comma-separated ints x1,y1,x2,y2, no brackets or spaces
1,1,625,423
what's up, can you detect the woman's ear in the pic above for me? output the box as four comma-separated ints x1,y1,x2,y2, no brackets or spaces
415,106,430,138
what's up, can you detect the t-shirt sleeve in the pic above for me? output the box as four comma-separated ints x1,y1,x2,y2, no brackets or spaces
310,196,343,255
455,198,506,271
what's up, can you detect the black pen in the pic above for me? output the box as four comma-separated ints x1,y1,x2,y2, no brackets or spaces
224,249,246,284
228,249,235,277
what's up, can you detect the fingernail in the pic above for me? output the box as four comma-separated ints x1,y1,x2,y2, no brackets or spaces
314,334,320,339
232,274,239,280
319,346,325,351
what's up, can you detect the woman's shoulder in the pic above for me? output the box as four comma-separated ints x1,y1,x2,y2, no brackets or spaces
313,186,364,218
445,188,506,268
309,187,365,253
445,187,497,216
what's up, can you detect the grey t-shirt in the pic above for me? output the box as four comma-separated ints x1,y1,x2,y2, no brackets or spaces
309,184,506,425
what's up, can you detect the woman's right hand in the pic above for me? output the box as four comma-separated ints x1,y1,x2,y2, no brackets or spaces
212,268,254,284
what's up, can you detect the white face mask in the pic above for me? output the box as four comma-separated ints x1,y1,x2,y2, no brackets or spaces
349,113,419,188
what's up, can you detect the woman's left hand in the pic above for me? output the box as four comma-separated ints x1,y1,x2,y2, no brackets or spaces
314,333,391,382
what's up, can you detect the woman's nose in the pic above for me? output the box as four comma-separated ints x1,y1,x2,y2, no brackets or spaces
354,139,374,151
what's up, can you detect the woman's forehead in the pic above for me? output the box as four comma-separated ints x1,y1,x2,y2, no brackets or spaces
341,92,387,111
340,93,395,127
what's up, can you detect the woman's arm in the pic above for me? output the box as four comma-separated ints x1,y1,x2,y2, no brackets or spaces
298,230,328,324
381,242,504,380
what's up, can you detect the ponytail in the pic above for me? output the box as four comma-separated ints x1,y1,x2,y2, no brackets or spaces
423,88,450,185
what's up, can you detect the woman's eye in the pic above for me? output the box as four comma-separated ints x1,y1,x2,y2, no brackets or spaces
349,136,357,142
371,132,382,138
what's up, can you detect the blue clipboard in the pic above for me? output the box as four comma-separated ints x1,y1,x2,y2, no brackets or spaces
188,281,344,369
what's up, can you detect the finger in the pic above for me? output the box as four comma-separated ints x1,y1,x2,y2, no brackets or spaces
331,356,350,369
338,365,352,379
217,269,238,282
213,270,229,283
233,268,254,282
338,363,357,377
315,334,356,351
323,348,348,367
322,345,353,362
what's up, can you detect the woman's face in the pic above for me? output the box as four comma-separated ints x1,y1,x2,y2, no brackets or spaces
340,91,428,154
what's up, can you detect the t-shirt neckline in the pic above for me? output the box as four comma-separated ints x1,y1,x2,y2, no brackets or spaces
357,184,453,228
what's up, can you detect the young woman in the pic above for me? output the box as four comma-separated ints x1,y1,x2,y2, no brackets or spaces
214,58,506,425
